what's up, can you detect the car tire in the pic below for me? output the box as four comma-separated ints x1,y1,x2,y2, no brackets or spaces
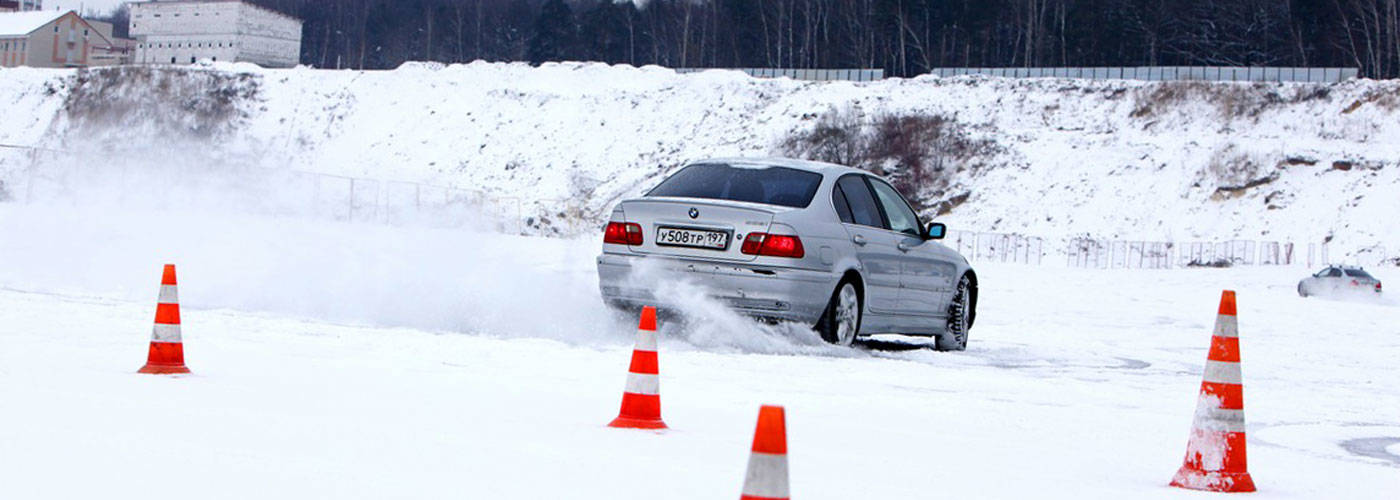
816,280,862,347
936,275,973,351
1297,283,1309,297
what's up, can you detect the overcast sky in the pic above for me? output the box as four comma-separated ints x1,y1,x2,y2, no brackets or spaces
47,0,128,16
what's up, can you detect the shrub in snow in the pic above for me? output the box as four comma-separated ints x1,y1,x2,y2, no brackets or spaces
65,66,259,140
781,106,998,209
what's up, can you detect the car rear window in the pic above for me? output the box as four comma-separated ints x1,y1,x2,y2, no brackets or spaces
1343,269,1374,279
646,163,823,208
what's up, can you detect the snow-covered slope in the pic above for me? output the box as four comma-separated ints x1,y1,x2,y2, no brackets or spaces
1,62,1396,261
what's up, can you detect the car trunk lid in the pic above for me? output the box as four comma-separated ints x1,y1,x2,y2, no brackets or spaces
618,197,781,262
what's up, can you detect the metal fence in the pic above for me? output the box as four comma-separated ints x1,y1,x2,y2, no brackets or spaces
926,66,1360,83
946,230,1045,265
674,67,885,82
1068,238,1337,269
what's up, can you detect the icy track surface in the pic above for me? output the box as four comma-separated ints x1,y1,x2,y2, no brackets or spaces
1,204,1398,499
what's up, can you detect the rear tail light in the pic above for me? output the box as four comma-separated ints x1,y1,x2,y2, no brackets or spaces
603,222,643,245
740,233,805,258
1378,282,1383,292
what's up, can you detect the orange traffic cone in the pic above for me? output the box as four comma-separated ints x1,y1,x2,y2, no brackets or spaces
740,405,789,500
138,264,190,375
608,306,666,429
1170,290,1255,492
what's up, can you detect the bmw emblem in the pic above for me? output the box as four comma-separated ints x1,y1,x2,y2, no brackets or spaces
688,207,700,219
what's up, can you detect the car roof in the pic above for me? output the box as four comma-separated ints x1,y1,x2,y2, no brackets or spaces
692,157,871,178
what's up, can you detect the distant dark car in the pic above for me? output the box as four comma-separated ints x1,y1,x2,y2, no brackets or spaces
1298,266,1382,297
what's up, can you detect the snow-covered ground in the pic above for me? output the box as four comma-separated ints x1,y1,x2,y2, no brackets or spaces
1,202,1396,499
2,63,1398,260
2,61,1396,497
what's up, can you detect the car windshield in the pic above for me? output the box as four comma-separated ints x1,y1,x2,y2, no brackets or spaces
646,163,824,208
1343,269,1374,279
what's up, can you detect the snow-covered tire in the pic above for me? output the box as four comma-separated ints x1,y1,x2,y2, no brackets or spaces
816,280,862,347
1297,283,1309,297
937,275,973,351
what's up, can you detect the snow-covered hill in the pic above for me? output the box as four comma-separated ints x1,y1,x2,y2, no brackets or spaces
1,62,1396,262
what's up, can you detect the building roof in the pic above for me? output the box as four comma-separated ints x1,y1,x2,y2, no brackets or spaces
0,10,66,37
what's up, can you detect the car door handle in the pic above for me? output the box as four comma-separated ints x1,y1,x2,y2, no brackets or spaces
897,241,912,252
852,234,867,246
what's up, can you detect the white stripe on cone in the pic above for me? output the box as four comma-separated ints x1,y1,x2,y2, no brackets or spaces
633,330,657,352
741,452,790,498
152,323,182,343
1202,360,1243,385
1193,406,1247,433
157,284,179,304
1213,316,1238,338
624,373,660,395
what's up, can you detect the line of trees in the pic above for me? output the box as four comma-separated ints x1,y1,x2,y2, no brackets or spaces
98,0,1400,78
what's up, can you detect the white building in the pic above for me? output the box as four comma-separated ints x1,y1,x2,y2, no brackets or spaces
129,0,301,68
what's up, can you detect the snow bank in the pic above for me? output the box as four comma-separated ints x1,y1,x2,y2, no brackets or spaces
1,62,1397,259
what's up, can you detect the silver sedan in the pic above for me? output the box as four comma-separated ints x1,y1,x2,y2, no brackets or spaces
595,158,978,350
1298,266,1383,297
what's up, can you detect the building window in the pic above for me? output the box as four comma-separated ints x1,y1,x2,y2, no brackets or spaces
170,57,176,63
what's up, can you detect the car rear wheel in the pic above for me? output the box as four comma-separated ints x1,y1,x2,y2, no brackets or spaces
816,281,861,346
936,275,972,351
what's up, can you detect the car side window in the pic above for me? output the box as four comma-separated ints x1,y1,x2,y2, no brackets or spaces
868,179,922,236
831,183,854,224
1327,268,1343,277
835,175,882,228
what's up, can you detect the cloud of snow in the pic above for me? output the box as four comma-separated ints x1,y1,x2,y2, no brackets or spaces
620,257,858,356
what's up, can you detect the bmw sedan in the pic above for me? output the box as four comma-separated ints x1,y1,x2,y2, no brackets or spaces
595,158,978,350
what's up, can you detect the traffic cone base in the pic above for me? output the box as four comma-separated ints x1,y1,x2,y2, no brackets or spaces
608,416,668,429
139,342,190,374
1171,468,1256,493
138,363,191,375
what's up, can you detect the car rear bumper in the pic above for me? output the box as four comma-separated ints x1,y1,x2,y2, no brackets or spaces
596,252,837,324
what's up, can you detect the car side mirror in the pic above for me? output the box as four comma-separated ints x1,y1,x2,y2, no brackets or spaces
924,222,947,240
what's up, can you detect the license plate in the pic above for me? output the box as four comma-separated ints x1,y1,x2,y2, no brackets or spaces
655,227,729,250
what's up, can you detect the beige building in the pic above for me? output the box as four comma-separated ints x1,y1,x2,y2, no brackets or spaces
0,10,114,68
130,0,302,68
